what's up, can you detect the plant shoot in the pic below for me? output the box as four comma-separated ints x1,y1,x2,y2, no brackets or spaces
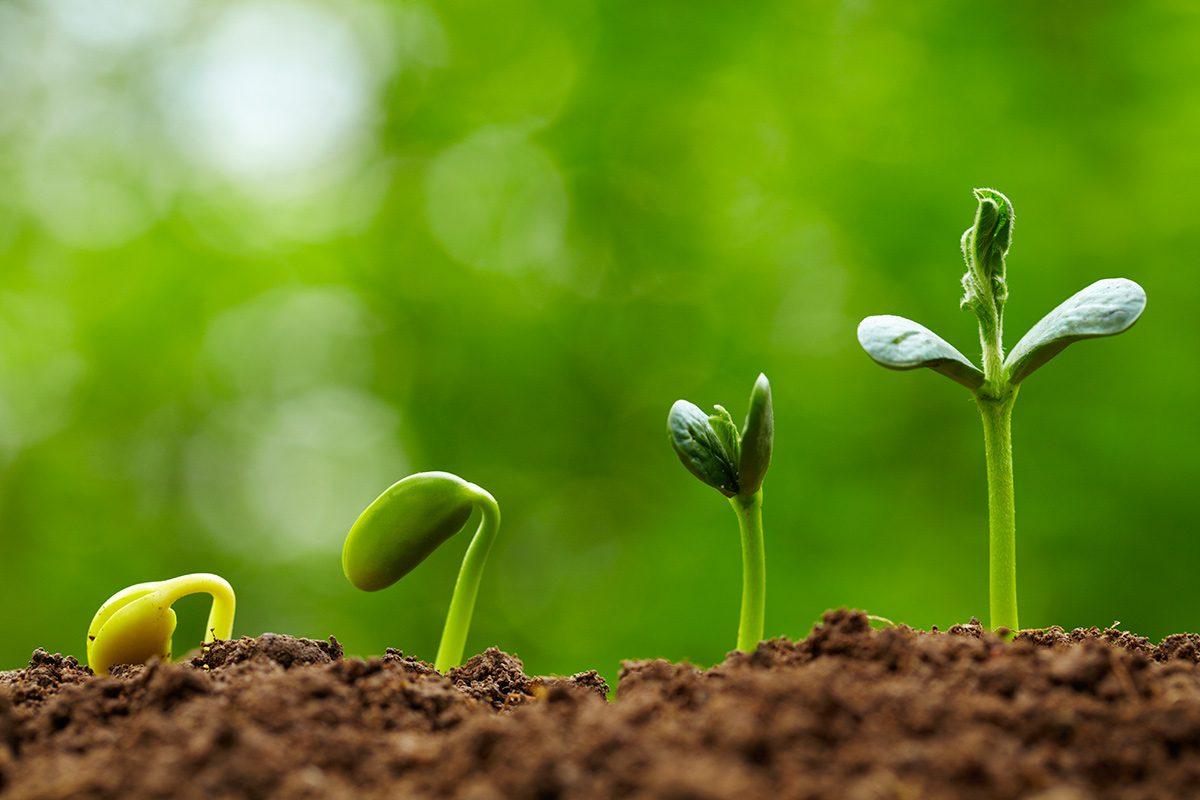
86,573,236,676
342,471,501,673
668,373,774,652
857,188,1146,631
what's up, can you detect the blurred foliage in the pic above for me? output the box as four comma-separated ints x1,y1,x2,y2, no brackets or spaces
1,0,1198,686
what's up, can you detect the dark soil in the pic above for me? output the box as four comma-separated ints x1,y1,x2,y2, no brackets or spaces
5,610,1200,799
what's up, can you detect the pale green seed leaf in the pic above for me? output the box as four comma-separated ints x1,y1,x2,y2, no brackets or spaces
1004,278,1146,385
857,315,985,391
668,400,739,497
342,472,476,592
737,373,773,496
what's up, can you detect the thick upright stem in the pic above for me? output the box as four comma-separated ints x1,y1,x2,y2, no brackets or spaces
977,301,1007,398
977,396,1018,632
730,491,766,652
435,489,501,673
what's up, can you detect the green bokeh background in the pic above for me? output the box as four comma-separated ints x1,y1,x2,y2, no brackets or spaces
2,1,1197,685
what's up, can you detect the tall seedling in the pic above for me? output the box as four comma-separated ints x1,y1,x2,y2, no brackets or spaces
858,189,1146,631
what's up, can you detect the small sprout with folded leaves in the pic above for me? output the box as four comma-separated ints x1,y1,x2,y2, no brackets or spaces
342,471,501,673
87,572,236,676
668,373,774,652
857,188,1146,632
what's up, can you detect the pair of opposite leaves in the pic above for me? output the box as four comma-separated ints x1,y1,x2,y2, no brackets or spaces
860,189,1146,391
859,195,1145,395
859,279,1145,390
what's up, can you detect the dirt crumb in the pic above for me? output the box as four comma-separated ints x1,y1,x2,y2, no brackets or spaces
382,648,438,676
189,633,343,671
532,669,610,700
448,647,533,709
0,650,91,707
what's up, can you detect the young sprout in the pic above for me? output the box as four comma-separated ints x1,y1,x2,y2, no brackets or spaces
668,374,774,652
86,573,235,676
342,471,500,673
857,189,1146,632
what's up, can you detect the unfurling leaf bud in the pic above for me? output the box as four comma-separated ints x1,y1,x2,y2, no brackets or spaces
668,375,774,500
960,188,1015,326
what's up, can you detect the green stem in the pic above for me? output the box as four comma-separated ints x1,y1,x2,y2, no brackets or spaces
730,490,765,652
434,487,501,672
977,395,1018,632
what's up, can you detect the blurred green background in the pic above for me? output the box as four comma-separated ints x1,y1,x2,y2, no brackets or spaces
1,0,1197,684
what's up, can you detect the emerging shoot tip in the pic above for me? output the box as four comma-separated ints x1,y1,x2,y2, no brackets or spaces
667,375,774,652
86,573,236,676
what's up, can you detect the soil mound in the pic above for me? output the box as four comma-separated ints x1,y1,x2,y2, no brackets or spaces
4,610,1200,799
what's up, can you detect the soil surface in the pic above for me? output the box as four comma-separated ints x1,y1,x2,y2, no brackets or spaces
4,610,1200,799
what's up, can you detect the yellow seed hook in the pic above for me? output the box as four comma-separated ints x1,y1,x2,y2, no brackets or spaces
86,573,236,676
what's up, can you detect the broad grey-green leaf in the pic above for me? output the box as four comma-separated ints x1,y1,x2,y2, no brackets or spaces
1004,278,1146,385
668,400,739,497
709,405,741,467
857,315,985,391
737,373,773,496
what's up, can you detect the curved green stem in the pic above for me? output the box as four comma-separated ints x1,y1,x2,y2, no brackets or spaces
434,486,501,672
729,490,765,652
977,395,1018,632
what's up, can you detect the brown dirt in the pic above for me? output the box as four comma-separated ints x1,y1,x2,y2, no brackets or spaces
4,610,1200,799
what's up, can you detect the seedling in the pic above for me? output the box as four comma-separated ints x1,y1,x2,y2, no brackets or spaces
857,188,1146,632
86,573,236,676
668,374,773,652
342,471,501,673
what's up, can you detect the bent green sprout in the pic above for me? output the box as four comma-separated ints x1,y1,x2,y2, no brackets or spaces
668,374,774,652
857,189,1146,632
86,573,236,676
342,471,501,673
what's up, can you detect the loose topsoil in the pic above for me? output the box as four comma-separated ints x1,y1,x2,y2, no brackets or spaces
4,610,1200,799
